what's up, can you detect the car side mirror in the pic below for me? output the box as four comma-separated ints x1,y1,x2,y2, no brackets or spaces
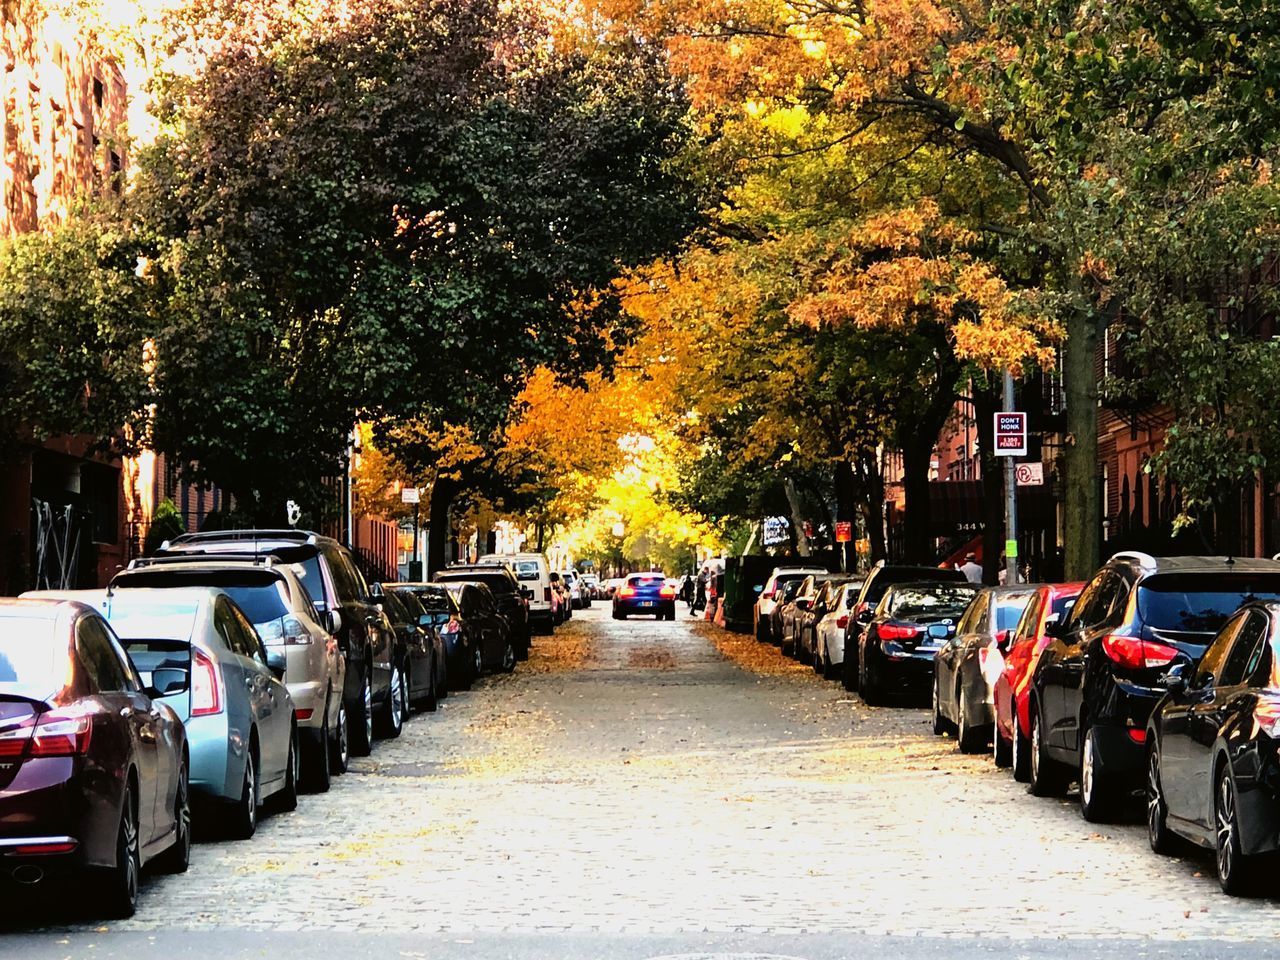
146,666,189,699
995,629,1012,653
857,609,873,624
266,649,287,680
1161,662,1190,696
1042,620,1063,639
326,609,342,634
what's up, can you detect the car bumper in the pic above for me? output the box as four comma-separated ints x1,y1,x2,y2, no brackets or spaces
1090,677,1164,781
187,713,240,803
875,650,939,695
613,599,674,616
0,758,113,872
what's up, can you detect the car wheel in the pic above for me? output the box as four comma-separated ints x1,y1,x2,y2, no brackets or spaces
1216,768,1257,896
275,724,300,813
821,642,839,681
155,760,192,874
101,783,140,919
472,644,484,682
755,617,769,644
812,638,824,675
305,695,333,793
993,722,1012,768
1079,727,1116,823
1011,712,1031,783
225,746,258,840
1029,705,1066,798
349,661,374,756
378,662,406,739
956,687,984,754
931,675,949,735
1147,745,1177,855
842,646,859,692
330,699,350,774
422,657,440,712
613,611,626,621
501,640,517,673
860,652,883,706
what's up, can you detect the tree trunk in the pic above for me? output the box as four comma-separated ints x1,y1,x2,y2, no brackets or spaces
835,459,856,572
900,437,934,563
1063,301,1100,580
859,449,887,565
973,383,1005,586
426,475,456,576
784,477,811,557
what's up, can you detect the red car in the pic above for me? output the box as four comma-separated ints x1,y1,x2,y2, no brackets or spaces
990,582,1083,781
0,599,191,918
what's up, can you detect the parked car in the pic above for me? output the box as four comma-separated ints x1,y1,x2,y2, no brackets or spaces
768,578,806,646
481,552,555,635
1030,553,1280,822
612,573,677,620
932,586,1038,753
814,580,864,680
1146,600,1280,894
0,599,191,917
27,586,299,841
778,575,822,658
385,583,474,691
561,570,585,610
753,565,826,644
842,563,971,692
153,530,397,757
991,582,1084,780
581,574,601,600
794,576,846,664
109,556,347,790
436,564,530,659
856,581,978,706
442,582,517,675
374,587,443,714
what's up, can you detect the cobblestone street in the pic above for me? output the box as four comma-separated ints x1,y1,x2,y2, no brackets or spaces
7,607,1280,957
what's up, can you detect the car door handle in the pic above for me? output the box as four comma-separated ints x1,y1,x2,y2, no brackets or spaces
119,706,135,718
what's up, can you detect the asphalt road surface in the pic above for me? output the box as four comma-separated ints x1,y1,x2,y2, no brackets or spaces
4,605,1279,959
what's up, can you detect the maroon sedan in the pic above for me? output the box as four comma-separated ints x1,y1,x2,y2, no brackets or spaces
0,599,190,918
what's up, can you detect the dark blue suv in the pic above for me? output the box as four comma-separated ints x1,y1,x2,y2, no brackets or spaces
612,573,676,621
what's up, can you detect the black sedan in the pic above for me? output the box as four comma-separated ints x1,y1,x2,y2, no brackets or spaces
857,582,977,706
385,583,477,692
0,599,191,918
376,588,444,713
612,573,676,621
1147,601,1280,895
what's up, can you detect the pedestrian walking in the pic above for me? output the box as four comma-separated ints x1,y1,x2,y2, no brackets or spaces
959,552,982,583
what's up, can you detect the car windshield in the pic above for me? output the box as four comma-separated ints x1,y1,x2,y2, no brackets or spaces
220,583,292,625
886,585,977,620
0,617,65,698
996,593,1036,631
1138,574,1280,634
630,576,665,589
402,587,454,613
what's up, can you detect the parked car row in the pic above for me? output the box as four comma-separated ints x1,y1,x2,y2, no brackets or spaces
0,529,535,919
755,552,1280,897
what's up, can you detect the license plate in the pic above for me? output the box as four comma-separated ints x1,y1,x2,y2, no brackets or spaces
639,601,655,607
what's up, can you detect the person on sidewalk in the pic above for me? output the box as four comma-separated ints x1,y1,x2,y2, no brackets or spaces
959,552,983,583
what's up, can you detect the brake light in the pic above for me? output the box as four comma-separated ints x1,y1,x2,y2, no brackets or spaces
660,586,676,598
619,586,636,598
0,715,35,759
878,623,920,641
1101,635,1178,670
1255,699,1280,739
29,709,93,757
295,708,314,722
836,615,849,629
1127,727,1147,744
191,648,223,717
282,615,312,645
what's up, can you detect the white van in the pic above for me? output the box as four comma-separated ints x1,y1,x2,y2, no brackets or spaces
480,552,555,633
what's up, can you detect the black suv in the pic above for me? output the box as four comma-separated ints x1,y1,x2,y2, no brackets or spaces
1030,552,1280,821
841,562,969,692
434,563,530,659
154,529,399,755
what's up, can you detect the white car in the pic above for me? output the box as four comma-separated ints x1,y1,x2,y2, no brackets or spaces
561,571,585,610
754,565,826,644
481,552,555,635
814,580,864,680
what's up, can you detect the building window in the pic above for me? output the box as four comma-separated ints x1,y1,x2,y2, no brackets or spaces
109,150,122,194
93,78,104,110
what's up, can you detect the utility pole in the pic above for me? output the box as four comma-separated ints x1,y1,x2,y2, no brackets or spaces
1003,370,1019,585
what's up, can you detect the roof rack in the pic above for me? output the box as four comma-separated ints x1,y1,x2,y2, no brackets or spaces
126,553,280,571
168,529,321,546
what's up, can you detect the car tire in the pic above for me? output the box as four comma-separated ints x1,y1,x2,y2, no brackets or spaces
842,647,859,692
330,699,350,774
614,611,627,621
420,657,440,712
349,661,375,757
100,782,140,919
755,617,769,644
275,724,300,813
224,745,258,840
931,674,952,736
821,642,839,681
501,640,517,673
956,687,984,754
154,759,192,874
1216,768,1258,896
1029,704,1067,798
304,695,333,793
1079,727,1117,823
859,652,883,706
378,661,406,739
1011,713,1031,783
1147,744,1178,855
993,724,1012,768
472,644,484,683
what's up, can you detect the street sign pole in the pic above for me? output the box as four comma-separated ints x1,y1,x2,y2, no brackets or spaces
1003,371,1019,585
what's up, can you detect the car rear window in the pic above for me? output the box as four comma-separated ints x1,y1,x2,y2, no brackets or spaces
0,617,65,697
214,584,291,625
1138,574,1280,633
438,573,514,595
401,587,454,613
887,585,978,619
103,598,200,641
630,576,665,588
513,561,542,581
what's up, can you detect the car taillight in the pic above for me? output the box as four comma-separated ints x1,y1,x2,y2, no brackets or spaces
660,586,676,598
1255,699,1280,739
878,623,920,641
29,709,93,757
281,615,312,645
836,615,849,629
0,715,36,759
191,648,223,717
1101,635,1178,670
8,840,78,856
619,586,636,598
